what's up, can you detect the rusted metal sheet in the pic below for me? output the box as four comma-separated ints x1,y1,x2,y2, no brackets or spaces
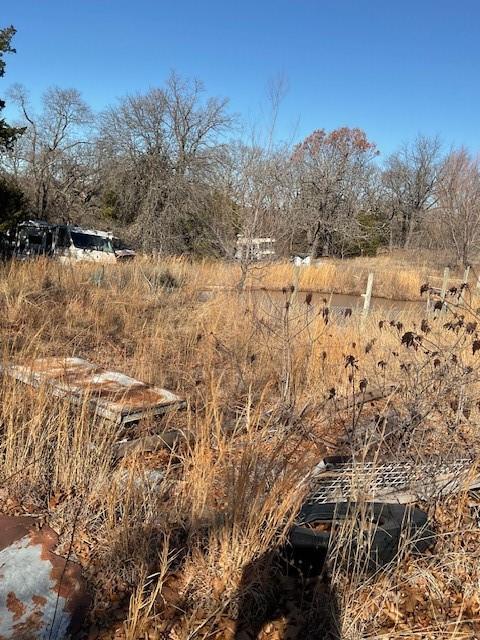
0,515,88,639
2,357,185,424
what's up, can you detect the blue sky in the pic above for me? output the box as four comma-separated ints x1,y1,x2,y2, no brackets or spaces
2,0,480,156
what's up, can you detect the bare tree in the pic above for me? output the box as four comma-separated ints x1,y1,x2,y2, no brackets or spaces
291,127,378,258
212,140,292,247
208,75,296,285
5,84,93,219
383,134,442,249
435,148,480,267
97,72,233,252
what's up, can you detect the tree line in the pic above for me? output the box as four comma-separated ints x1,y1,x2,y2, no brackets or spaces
2,26,480,265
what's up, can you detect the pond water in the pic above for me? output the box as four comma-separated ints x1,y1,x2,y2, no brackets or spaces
202,288,427,321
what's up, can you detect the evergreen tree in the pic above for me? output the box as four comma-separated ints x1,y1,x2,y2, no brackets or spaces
0,26,25,150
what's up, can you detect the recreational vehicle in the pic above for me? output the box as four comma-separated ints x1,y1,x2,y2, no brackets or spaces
10,221,135,263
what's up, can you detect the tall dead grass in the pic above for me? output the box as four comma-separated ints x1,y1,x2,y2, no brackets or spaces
0,257,479,638
184,255,454,301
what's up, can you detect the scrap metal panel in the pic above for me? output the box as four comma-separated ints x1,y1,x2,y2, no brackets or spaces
0,514,88,640
2,357,185,424
306,458,480,505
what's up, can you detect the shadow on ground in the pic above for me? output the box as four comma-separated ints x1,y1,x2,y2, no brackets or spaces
234,548,341,639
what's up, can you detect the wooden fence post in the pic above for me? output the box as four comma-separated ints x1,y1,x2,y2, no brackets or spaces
292,264,300,304
362,272,374,319
461,266,470,304
439,267,450,312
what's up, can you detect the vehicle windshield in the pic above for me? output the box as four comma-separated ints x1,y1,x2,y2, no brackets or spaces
71,232,114,253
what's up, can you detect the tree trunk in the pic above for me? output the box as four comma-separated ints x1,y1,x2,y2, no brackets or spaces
462,242,469,269
322,235,331,257
309,222,322,258
403,211,417,249
401,213,407,246
310,221,333,258
310,233,323,259
389,222,394,251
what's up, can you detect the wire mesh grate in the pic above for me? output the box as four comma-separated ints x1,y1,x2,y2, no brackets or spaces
306,458,477,504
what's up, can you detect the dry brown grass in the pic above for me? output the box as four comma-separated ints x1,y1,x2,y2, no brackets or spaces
189,251,474,301
0,256,480,639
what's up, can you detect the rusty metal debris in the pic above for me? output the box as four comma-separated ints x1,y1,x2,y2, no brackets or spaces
1,357,185,425
0,515,88,639
305,457,480,505
113,431,194,459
